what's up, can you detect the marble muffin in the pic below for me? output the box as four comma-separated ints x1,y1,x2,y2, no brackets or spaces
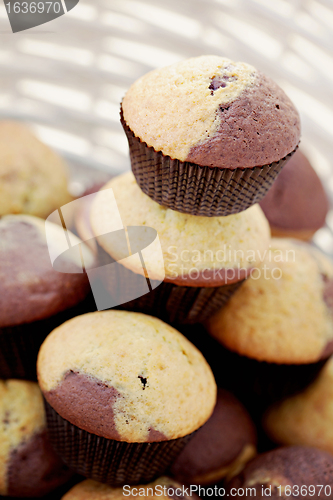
62,477,199,500
121,55,300,216
171,389,257,485
226,446,333,499
260,149,329,241
0,379,72,497
89,172,270,323
263,356,333,455
0,214,95,379
0,121,72,218
205,239,333,406
37,310,217,484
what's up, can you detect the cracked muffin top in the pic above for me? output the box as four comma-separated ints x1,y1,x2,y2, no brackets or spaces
37,310,217,443
0,379,71,497
122,55,300,168
206,239,333,364
0,121,72,218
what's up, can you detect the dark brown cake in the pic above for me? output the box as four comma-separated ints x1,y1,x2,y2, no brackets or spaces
171,389,257,485
260,150,329,240
227,446,333,499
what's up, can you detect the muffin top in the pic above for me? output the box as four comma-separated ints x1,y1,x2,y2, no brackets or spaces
264,356,333,455
90,172,270,286
38,310,217,443
0,121,72,218
260,149,329,233
171,389,257,485
227,446,333,499
0,379,71,497
206,239,333,364
0,214,94,327
62,477,198,500
122,55,300,168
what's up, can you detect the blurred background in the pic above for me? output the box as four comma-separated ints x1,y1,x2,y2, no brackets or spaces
0,0,332,249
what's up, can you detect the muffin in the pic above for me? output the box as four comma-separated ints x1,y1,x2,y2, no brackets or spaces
121,55,300,216
226,446,333,499
37,310,217,486
205,238,333,407
89,172,270,323
0,121,72,218
171,388,257,485
62,477,199,500
0,214,95,380
0,379,72,497
260,149,329,240
263,356,333,454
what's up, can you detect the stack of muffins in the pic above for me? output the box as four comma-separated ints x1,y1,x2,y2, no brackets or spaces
1,55,333,499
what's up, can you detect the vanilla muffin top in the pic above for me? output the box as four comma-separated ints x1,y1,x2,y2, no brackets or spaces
206,239,333,364
122,55,300,168
90,172,270,286
62,477,197,500
0,214,94,327
0,380,44,494
264,357,333,454
38,311,217,443
0,121,72,218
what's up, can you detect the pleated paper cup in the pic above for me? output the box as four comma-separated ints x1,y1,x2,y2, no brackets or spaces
121,109,298,217
44,401,194,487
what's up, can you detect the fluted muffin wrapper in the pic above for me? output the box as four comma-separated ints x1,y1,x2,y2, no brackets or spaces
44,401,194,487
100,254,245,324
121,112,298,217
0,295,95,381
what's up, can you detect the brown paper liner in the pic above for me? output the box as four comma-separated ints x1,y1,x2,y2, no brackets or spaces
121,111,298,217
100,253,245,324
44,401,194,487
0,294,96,381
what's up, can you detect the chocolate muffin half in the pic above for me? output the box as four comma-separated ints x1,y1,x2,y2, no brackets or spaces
122,55,300,216
205,239,333,409
0,214,95,379
37,310,217,486
0,379,72,497
89,172,270,323
226,446,333,499
260,149,329,241
171,389,257,485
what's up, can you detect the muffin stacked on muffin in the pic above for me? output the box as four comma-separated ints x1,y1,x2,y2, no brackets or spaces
121,55,300,216
90,171,270,323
